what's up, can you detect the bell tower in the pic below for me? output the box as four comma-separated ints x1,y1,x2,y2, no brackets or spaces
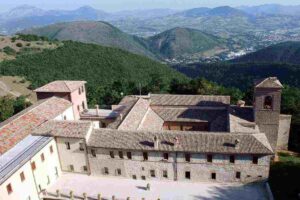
254,77,283,150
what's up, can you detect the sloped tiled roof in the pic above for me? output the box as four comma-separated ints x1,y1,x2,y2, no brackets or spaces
254,77,283,89
88,129,273,154
34,81,86,93
0,97,72,155
107,96,138,129
32,120,92,139
118,98,150,131
150,94,230,106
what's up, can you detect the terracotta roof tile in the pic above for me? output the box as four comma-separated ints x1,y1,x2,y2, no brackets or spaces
32,120,92,138
0,97,72,154
34,81,86,93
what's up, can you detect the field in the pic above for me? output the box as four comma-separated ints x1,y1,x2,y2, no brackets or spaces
0,76,36,102
0,35,61,62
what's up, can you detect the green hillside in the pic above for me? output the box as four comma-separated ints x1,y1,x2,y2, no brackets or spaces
232,42,300,64
21,21,157,59
0,41,187,106
147,27,228,59
172,62,300,91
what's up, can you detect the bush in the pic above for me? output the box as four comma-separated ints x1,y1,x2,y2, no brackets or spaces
26,43,31,47
3,46,16,56
16,43,23,48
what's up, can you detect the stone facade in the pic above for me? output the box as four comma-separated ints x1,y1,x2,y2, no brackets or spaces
277,115,292,150
56,137,89,174
87,148,270,183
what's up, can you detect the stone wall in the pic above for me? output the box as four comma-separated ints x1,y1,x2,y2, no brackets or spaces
87,148,271,183
277,114,292,150
56,138,89,174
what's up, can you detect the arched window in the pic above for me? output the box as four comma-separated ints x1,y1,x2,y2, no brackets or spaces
264,96,273,109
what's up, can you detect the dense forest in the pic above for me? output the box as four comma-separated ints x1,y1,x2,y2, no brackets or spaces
0,96,31,122
0,40,187,106
172,62,300,90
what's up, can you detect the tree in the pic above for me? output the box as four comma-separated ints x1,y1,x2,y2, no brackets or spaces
0,96,14,122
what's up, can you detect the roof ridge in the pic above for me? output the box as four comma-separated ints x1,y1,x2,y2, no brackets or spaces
252,133,274,153
63,81,72,92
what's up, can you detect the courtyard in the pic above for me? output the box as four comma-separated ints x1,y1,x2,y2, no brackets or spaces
44,173,270,200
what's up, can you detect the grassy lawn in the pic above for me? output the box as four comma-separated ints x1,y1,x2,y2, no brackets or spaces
269,152,300,200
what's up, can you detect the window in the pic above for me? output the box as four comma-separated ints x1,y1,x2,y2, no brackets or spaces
150,170,155,177
109,151,114,158
79,143,85,151
211,173,216,180
236,172,241,179
116,169,122,176
50,145,53,154
264,96,273,109
119,151,124,159
229,155,235,164
82,166,87,172
63,115,67,120
163,170,168,178
141,175,146,180
40,153,45,162
65,142,70,150
81,86,85,93
143,152,148,161
20,172,25,182
7,183,13,194
101,122,107,128
127,152,132,159
104,167,109,175
132,175,137,179
79,88,81,95
252,156,259,164
185,153,191,162
82,102,85,110
69,165,74,172
185,171,191,179
38,185,42,192
77,105,80,112
207,154,213,163
163,153,169,160
31,161,36,171
91,149,96,157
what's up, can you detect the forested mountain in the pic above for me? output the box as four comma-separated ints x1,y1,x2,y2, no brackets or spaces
146,27,228,59
231,42,300,64
172,62,300,91
21,21,157,59
0,41,187,106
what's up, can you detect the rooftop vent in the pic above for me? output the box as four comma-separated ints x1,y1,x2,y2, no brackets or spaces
235,139,240,149
237,100,245,107
154,136,159,149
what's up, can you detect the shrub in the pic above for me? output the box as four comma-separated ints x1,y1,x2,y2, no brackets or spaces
3,46,16,56
16,43,23,48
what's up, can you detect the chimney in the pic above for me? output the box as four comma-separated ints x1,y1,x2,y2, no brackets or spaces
174,137,180,147
237,100,245,107
154,136,159,149
235,139,240,149
95,105,99,116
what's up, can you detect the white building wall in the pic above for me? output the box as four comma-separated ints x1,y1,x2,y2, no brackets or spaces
0,139,61,200
54,106,75,121
56,137,88,174
31,139,62,192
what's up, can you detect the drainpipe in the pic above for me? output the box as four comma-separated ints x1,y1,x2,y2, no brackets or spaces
30,157,41,200
174,152,178,181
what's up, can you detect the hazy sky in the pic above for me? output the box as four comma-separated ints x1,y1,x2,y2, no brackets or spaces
0,0,300,13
